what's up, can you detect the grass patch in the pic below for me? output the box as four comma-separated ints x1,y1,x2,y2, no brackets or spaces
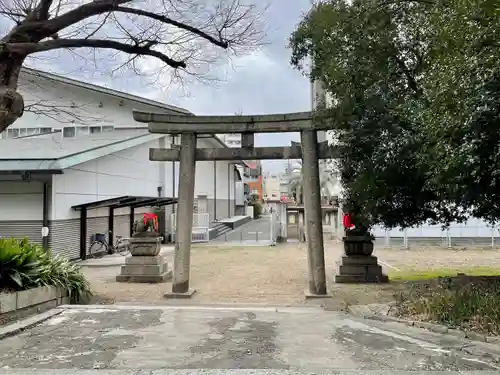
388,266,500,281
391,267,500,335
397,282,500,335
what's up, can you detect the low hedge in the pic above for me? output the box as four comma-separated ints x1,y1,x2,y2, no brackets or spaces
0,237,92,303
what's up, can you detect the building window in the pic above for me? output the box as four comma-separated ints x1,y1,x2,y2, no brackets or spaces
63,126,95,137
76,126,89,136
90,125,115,134
7,129,19,138
1,127,53,139
62,127,76,138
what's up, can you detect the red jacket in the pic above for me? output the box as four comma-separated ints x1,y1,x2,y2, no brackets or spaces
143,213,159,232
343,213,354,229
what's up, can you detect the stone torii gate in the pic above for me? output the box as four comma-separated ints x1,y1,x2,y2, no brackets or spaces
133,110,338,298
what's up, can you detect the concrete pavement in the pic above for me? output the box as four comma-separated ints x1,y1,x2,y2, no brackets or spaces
0,371,498,375
0,304,499,373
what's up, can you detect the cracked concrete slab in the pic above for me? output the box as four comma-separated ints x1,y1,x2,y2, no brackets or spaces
0,305,499,374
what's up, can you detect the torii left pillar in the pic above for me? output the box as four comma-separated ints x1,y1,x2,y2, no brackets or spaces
164,132,197,298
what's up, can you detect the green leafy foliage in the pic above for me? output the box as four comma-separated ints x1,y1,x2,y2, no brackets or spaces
289,0,500,229
0,237,43,290
0,237,92,302
248,197,263,218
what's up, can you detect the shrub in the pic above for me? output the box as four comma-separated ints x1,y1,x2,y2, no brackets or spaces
396,278,500,335
248,198,263,219
0,237,92,302
0,237,42,291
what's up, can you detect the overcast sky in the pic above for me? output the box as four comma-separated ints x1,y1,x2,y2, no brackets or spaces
4,0,314,173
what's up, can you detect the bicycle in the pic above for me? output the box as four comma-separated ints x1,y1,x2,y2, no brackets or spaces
87,230,131,258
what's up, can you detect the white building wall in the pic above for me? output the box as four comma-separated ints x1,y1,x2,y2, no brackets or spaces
51,137,235,221
0,180,43,221
52,139,159,220
0,178,47,245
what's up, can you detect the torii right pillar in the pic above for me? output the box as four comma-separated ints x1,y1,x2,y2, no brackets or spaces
301,129,328,296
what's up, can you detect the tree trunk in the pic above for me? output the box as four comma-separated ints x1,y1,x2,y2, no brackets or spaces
0,58,25,134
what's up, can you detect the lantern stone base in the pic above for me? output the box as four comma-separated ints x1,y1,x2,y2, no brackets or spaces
334,255,389,283
116,255,172,283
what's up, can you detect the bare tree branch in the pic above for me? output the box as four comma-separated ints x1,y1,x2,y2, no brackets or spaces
5,38,187,68
113,6,229,48
0,0,266,131
31,0,54,21
11,0,131,39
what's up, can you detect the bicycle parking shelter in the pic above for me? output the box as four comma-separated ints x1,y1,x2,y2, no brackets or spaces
72,195,178,260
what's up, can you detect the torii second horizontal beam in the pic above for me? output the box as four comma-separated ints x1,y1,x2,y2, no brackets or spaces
150,143,339,162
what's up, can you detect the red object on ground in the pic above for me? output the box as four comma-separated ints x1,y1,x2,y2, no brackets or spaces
343,213,354,229
143,213,158,231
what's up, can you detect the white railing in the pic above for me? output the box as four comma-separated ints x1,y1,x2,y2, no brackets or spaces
170,212,210,243
375,225,500,249
270,211,284,244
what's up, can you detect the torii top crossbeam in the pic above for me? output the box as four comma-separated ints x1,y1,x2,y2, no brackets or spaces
133,110,330,134
134,109,338,162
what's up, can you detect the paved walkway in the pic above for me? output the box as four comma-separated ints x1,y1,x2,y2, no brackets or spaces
212,217,272,243
0,305,499,374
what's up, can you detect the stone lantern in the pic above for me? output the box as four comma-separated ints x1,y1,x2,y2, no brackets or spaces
116,216,172,283
335,219,388,283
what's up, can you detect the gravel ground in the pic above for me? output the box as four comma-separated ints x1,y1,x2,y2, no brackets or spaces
376,246,500,270
81,242,500,309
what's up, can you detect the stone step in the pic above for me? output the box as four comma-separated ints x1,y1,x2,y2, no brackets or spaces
339,255,379,265
120,263,168,276
116,270,172,283
125,255,167,265
334,273,389,283
334,254,389,284
337,264,383,275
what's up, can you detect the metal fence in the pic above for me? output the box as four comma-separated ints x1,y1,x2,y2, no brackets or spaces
217,215,275,245
375,226,500,249
171,213,210,243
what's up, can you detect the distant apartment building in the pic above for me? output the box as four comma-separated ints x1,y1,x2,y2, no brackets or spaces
218,133,241,148
216,134,263,200
245,161,263,200
263,174,282,201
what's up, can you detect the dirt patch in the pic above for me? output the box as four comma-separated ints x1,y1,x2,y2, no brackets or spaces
82,243,342,306
375,246,500,271
81,242,500,309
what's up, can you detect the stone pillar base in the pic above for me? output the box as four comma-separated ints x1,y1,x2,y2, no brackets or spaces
304,289,332,299
164,289,197,299
116,255,172,283
334,255,389,283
